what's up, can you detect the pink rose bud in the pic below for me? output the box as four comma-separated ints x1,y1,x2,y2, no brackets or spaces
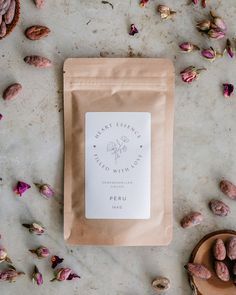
157,5,176,19
201,47,216,61
210,11,227,31
14,181,31,196
29,246,50,258
32,266,43,286
22,223,45,235
225,39,234,58
34,183,55,199
51,268,80,282
180,66,205,83
0,266,24,282
179,42,200,52
208,28,226,40
196,20,211,31
129,24,138,36
223,83,234,98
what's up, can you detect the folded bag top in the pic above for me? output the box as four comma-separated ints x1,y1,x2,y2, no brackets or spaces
63,58,175,246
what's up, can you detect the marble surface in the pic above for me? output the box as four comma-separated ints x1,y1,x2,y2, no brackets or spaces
1,0,236,294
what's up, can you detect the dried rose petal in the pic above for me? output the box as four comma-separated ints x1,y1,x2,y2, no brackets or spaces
225,39,234,58
29,246,50,258
51,255,64,269
180,66,205,83
157,5,176,20
208,28,226,40
223,83,234,98
0,266,24,282
179,42,200,52
34,183,55,199
14,181,31,196
196,20,211,31
129,24,138,36
32,266,43,286
22,223,45,235
140,0,148,7
51,268,80,282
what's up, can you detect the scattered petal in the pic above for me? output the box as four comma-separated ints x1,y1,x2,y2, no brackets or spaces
225,39,234,58
180,66,206,83
51,255,64,269
22,223,45,235
0,266,24,282
51,268,80,282
14,181,31,196
179,42,200,52
140,0,149,7
34,183,55,199
29,246,50,258
157,5,176,20
223,83,234,98
129,24,138,36
208,28,226,40
196,20,211,31
32,266,43,286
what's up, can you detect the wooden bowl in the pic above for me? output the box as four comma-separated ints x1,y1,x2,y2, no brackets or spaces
0,0,20,40
189,230,236,295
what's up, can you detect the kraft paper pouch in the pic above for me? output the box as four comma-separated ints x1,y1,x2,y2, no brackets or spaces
63,58,175,246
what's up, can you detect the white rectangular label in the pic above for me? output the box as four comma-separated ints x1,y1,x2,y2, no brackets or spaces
85,112,151,219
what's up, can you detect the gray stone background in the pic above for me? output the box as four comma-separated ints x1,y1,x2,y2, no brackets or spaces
0,0,236,294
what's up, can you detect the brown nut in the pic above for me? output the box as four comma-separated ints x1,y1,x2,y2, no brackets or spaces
227,237,236,260
25,25,50,40
180,212,203,229
4,0,15,25
185,263,211,280
209,199,230,217
152,277,170,293
33,0,45,9
213,239,226,261
3,83,22,100
24,55,52,68
215,261,230,282
220,180,236,200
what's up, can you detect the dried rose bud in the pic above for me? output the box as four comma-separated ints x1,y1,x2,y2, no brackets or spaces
210,11,227,31
0,266,24,282
32,265,43,286
0,248,12,264
34,183,55,199
225,39,234,58
208,28,226,40
201,47,222,61
152,277,170,292
140,0,149,7
192,0,198,4
29,246,50,258
180,66,205,83
196,20,211,31
51,255,64,269
157,5,176,20
202,0,206,8
179,42,200,52
14,181,31,196
22,223,45,235
129,24,138,36
51,268,80,282
223,83,234,98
